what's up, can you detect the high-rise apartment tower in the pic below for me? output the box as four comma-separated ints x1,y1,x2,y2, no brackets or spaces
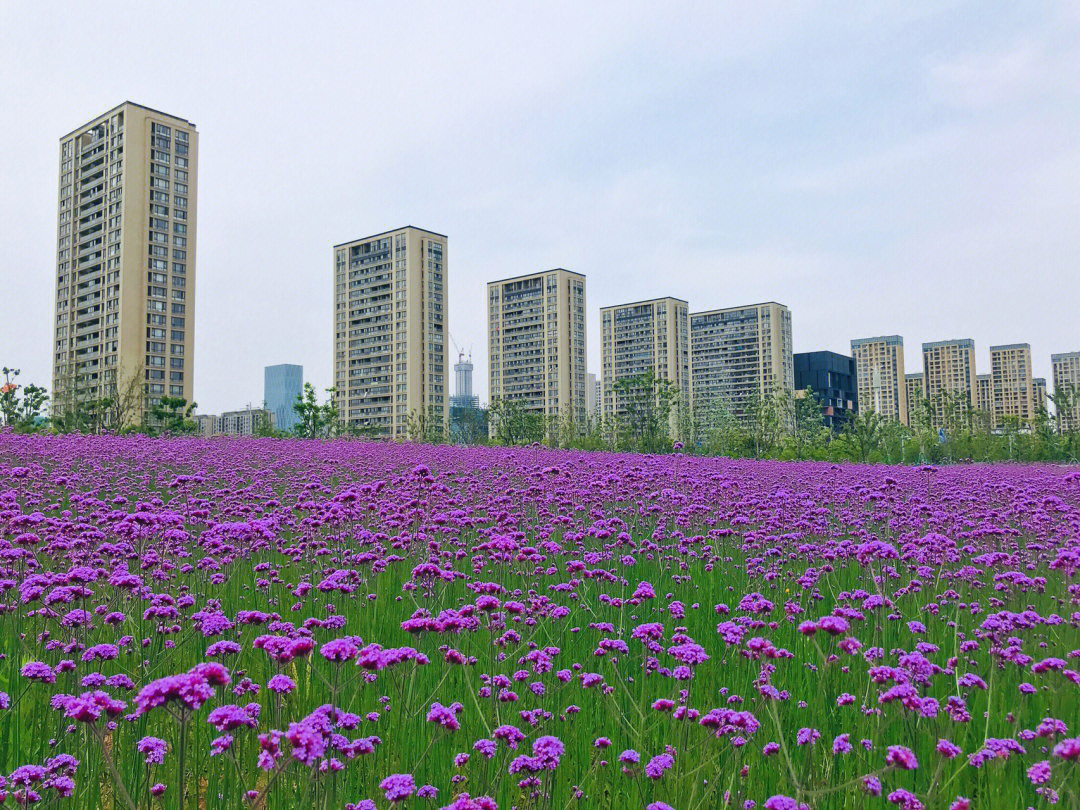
52,102,198,425
989,343,1033,427
1051,352,1080,432
851,335,907,424
487,269,586,426
920,339,977,428
690,302,793,421
333,227,447,437
600,297,690,430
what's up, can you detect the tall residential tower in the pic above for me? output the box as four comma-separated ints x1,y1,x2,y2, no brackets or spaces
851,335,907,424
1051,352,1080,432
487,269,586,426
52,102,198,425
690,302,793,421
989,343,1033,427
920,339,977,428
600,297,690,428
333,227,447,437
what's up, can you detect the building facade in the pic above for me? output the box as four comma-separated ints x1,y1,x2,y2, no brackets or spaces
1051,351,1080,432
690,302,793,421
989,343,1033,427
851,335,907,424
264,364,302,432
333,227,447,437
487,269,587,425
218,408,274,436
600,297,690,428
920,339,977,428
905,373,924,416
1033,378,1047,414
976,374,992,416
793,351,857,429
585,372,599,423
196,408,275,437
52,102,198,426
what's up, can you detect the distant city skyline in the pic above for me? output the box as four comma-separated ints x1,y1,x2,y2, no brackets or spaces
2,2,1078,413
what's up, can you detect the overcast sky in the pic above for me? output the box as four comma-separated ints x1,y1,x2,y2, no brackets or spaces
2,1,1078,413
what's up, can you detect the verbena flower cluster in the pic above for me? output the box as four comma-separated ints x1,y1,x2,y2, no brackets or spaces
0,432,1078,809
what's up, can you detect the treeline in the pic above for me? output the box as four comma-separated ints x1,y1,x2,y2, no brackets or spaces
458,370,1080,464
4,367,1078,464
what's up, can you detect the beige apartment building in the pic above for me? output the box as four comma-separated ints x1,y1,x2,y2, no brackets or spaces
976,374,992,416
921,339,977,428
1052,351,1080,432
52,102,198,425
333,227,447,438
585,372,599,423
195,408,274,437
600,297,690,427
989,343,1033,427
487,269,587,426
905,373,923,414
690,302,793,421
1033,378,1047,414
851,335,907,424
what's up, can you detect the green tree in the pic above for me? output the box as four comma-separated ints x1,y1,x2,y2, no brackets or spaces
292,383,340,438
613,368,679,453
782,388,829,459
449,404,489,445
149,396,197,434
488,398,545,445
693,397,745,457
0,368,49,431
407,405,448,444
744,388,781,458
843,409,884,463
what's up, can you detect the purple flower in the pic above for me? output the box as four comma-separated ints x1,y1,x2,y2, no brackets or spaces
21,662,56,683
1053,737,1080,760
137,736,168,765
886,745,918,770
763,797,808,810
645,753,674,779
380,773,416,802
427,702,461,732
532,735,565,767
1027,760,1051,784
267,674,296,694
936,739,961,759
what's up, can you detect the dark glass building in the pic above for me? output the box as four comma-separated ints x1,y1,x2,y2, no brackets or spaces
794,351,858,429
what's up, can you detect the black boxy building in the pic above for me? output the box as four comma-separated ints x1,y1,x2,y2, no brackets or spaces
794,351,858,429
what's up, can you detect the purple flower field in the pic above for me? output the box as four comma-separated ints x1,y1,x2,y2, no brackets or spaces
1,432,1079,809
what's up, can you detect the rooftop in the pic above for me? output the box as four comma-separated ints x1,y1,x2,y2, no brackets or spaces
690,301,788,317
851,335,904,347
600,296,688,310
62,101,196,139
334,226,447,248
922,338,974,350
488,268,585,285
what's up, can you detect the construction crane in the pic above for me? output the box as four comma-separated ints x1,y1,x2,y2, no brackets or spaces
449,333,471,364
